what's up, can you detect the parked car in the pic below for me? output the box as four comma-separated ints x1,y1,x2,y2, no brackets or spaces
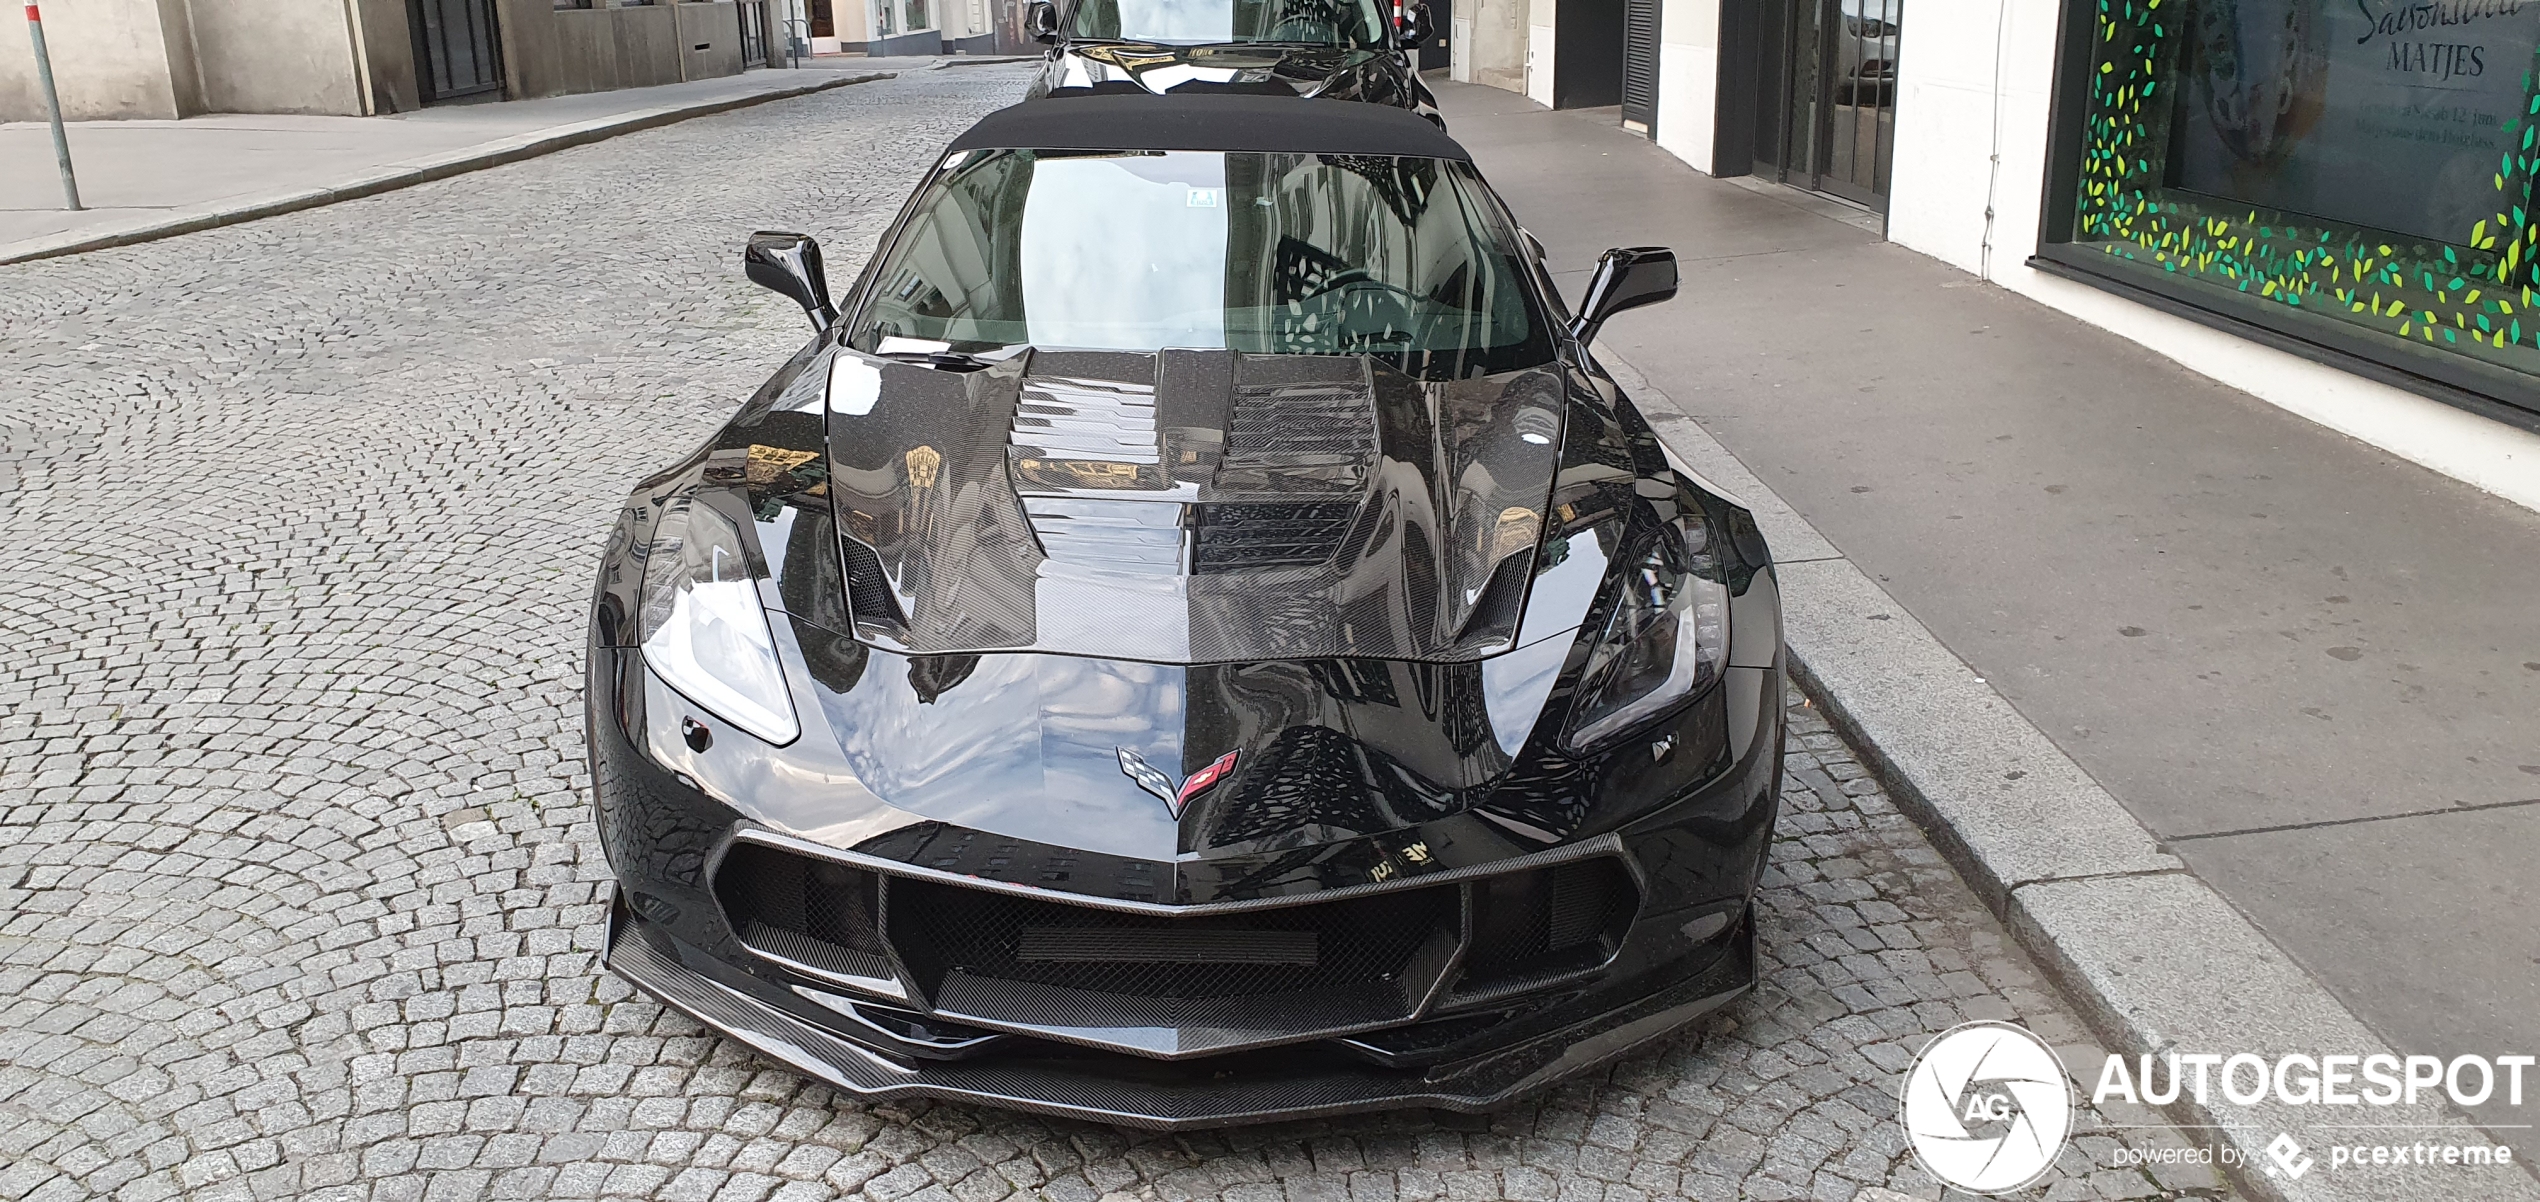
1021,0,1440,121
1834,0,1899,105
588,93,1785,1128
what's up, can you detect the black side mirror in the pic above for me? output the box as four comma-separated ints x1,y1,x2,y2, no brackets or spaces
1027,0,1060,42
744,231,836,332
1569,246,1677,345
1396,1,1434,48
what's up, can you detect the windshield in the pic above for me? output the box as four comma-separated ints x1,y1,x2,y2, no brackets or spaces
852,149,1555,377
1062,0,1391,46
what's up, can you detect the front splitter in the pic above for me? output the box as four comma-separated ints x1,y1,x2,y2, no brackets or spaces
603,899,1756,1130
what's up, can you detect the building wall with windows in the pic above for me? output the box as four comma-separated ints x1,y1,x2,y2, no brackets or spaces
1612,0,2540,500
0,0,779,121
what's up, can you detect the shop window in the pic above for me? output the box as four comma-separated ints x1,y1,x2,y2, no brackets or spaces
2043,0,2540,409
907,0,930,28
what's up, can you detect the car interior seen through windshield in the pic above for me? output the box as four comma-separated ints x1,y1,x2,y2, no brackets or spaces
855,148,1554,376
1061,0,1390,46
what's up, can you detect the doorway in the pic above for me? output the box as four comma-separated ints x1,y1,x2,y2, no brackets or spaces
1417,0,1452,72
408,0,504,103
1751,0,1898,208
1551,0,1624,109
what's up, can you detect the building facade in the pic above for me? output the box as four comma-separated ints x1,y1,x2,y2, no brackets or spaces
799,0,1009,56
2,0,785,120
1459,0,2540,450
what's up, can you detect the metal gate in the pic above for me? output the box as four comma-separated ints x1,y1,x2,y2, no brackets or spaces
408,0,503,103
738,0,770,66
1755,0,1898,208
1619,0,1659,133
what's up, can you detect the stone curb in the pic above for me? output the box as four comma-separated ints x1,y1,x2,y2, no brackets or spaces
1600,349,2540,1202
0,72,894,268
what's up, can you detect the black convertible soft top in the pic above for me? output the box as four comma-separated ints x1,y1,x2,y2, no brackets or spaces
946,93,1472,161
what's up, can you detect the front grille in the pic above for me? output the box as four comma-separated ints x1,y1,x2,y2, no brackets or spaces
716,842,893,982
714,839,1637,1054
888,878,1456,1002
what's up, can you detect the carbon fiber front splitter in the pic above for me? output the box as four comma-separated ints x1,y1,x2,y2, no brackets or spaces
605,893,1756,1130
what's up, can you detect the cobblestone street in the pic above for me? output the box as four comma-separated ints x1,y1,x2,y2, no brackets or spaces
2,64,2236,1202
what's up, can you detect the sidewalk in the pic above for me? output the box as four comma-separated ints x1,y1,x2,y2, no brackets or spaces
0,64,914,264
1434,81,2540,1169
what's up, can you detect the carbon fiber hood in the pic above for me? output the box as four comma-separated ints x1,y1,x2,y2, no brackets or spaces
824,348,1568,664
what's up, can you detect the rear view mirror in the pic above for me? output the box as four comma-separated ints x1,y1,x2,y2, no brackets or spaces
744,231,837,332
1569,246,1677,346
1028,0,1060,41
1397,1,1434,48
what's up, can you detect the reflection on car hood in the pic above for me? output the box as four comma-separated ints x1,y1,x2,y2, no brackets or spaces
824,348,1568,664
1050,42,1393,98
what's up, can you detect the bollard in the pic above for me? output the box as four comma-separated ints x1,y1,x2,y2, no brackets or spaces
24,2,83,211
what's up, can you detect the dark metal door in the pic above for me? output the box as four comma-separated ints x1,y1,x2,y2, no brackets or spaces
1417,0,1452,72
1760,0,1898,208
409,0,503,102
739,0,770,66
1619,0,1659,132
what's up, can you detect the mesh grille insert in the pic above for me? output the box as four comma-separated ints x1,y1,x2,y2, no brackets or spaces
715,843,891,980
889,879,1455,1001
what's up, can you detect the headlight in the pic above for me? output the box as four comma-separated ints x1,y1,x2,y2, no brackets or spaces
639,495,800,745
1563,516,1728,751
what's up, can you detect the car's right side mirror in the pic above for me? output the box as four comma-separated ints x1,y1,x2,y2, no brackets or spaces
1569,246,1677,346
1027,0,1060,42
744,231,838,331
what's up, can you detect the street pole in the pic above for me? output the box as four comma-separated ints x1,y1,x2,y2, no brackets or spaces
24,2,83,211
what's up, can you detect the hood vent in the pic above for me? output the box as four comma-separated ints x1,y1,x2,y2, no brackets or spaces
1191,500,1363,572
831,347,1563,662
1010,374,1168,492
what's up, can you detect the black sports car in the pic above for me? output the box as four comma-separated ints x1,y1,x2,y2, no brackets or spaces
589,94,1786,1128
1019,0,1440,121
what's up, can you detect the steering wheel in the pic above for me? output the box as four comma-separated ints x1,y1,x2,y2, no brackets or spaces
1302,269,1423,349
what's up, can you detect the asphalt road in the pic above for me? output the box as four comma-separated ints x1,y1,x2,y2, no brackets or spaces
1,66,2230,1202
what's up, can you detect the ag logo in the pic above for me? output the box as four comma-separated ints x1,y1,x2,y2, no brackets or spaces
1900,1021,2074,1194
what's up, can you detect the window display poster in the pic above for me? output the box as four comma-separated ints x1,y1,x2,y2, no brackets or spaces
2167,0,2540,245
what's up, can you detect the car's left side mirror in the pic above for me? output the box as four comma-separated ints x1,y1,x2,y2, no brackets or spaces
744,231,837,332
1027,0,1060,42
1569,246,1677,345
1396,1,1434,48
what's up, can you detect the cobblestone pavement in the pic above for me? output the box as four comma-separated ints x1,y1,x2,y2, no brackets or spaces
0,66,2241,1202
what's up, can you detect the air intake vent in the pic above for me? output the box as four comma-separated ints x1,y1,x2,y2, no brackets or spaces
1191,500,1361,571
1456,857,1638,988
1223,381,1378,471
1010,375,1166,491
715,843,893,984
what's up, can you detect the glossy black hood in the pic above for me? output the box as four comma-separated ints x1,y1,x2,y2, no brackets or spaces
597,336,1774,875
823,348,1568,664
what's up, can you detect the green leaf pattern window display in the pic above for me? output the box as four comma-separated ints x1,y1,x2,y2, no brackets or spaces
2072,0,2540,374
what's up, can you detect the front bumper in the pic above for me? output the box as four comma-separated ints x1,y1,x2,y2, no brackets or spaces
587,633,1783,1127
606,885,1754,1129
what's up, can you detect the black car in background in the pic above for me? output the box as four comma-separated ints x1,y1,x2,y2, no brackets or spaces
1021,0,1440,120
589,94,1785,1127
